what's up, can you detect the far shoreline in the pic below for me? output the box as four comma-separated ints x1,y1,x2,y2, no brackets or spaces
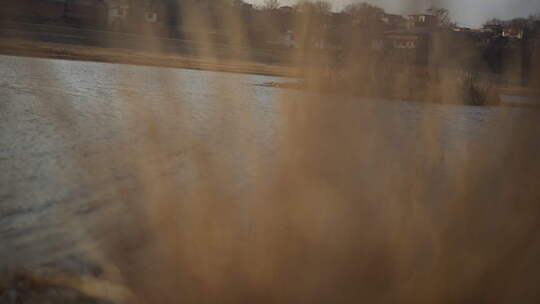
0,38,300,78
1,37,538,108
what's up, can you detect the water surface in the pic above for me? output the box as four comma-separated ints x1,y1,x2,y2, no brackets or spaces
0,54,532,274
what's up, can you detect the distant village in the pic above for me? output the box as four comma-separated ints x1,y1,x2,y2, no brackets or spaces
2,0,539,86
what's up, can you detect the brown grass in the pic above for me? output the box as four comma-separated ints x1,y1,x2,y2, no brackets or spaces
2,4,540,304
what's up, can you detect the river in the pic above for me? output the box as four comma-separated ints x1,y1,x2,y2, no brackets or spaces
1,54,539,301
0,54,289,271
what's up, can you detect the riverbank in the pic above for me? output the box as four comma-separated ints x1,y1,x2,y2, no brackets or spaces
0,38,298,78
262,73,540,107
1,23,538,107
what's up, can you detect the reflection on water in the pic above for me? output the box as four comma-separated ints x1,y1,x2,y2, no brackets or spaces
0,54,286,270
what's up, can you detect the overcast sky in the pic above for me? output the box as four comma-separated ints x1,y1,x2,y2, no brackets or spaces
246,0,540,27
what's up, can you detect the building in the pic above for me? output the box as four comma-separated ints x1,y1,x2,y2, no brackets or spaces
383,29,431,66
105,0,167,33
502,27,524,39
378,13,406,30
278,30,296,48
407,14,438,29
105,0,129,30
484,24,503,36
373,13,437,66
129,0,166,25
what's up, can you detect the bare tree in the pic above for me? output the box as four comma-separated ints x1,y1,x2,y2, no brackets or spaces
427,6,452,28
313,0,331,15
342,2,383,16
484,18,505,26
295,0,331,15
262,0,279,10
342,2,384,27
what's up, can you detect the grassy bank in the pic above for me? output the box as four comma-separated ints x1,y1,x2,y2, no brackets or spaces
1,36,537,107
0,38,298,78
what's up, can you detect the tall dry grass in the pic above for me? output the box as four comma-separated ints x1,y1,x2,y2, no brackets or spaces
3,2,540,303
89,5,540,304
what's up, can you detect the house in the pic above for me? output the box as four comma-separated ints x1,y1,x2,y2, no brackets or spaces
135,0,168,34
502,27,524,39
134,0,166,24
105,0,129,30
280,30,296,48
278,6,294,14
407,14,438,29
383,29,431,66
484,24,503,36
105,0,167,33
266,30,296,48
240,2,254,11
378,13,406,30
